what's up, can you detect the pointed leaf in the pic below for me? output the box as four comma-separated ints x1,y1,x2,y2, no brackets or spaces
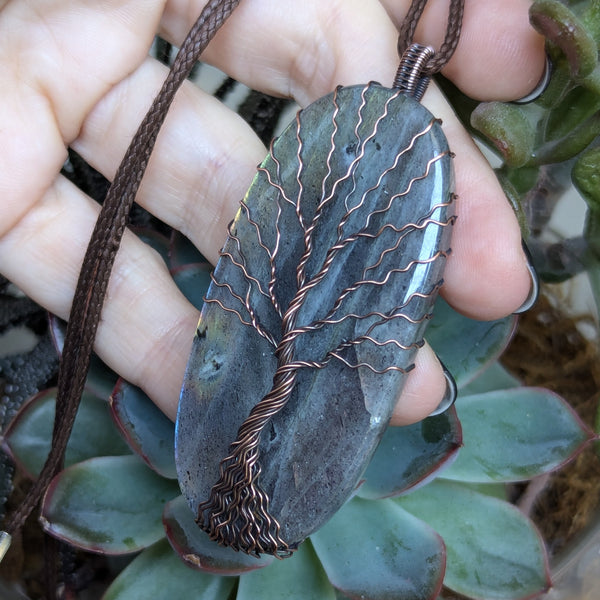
470,102,534,167
4,388,130,479
311,497,445,600
398,480,551,599
427,298,516,388
41,455,180,554
110,380,176,479
358,408,461,499
103,539,235,600
237,541,335,600
442,387,595,483
163,495,273,575
458,362,520,397
177,83,455,554
85,356,120,400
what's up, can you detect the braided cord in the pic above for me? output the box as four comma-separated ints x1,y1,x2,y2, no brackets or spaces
398,0,465,74
2,0,241,540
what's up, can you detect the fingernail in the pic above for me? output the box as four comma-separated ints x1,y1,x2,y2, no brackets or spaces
429,361,457,416
513,54,553,104
513,240,539,314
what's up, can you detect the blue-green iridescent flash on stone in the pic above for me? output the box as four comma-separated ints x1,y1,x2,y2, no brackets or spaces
176,82,455,557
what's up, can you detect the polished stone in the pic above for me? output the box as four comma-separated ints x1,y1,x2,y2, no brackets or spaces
176,83,455,553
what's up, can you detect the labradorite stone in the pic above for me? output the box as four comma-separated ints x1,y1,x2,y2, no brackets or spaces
176,83,454,551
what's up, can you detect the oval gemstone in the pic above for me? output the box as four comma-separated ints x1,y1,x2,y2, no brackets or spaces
176,82,454,556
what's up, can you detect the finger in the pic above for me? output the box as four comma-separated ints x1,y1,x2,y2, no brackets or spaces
424,84,532,319
0,175,195,421
74,56,531,319
0,0,161,237
162,0,401,106
160,0,545,103
383,0,547,101
390,342,446,426
71,58,266,265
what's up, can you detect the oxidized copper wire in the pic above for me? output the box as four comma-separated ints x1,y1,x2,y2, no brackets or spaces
393,44,436,99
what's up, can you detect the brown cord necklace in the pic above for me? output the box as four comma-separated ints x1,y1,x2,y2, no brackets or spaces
0,0,464,562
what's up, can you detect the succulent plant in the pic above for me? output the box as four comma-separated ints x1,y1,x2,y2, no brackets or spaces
2,1,600,598
442,0,600,457
3,227,594,600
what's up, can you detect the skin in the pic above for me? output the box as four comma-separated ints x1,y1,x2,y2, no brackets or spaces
0,0,545,425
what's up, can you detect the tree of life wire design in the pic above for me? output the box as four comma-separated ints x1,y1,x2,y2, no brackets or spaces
196,84,456,557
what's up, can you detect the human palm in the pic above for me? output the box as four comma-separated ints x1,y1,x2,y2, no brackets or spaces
0,0,544,424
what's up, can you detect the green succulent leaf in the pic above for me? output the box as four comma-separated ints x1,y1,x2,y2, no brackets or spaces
163,495,274,575
441,387,595,483
311,496,445,600
582,0,600,44
458,362,520,397
237,541,335,600
530,0,598,80
573,145,600,211
4,388,130,479
110,380,177,479
544,86,600,143
171,262,213,311
85,356,120,401
41,455,180,554
427,298,516,388
103,539,235,600
470,102,534,167
398,480,551,600
536,58,574,109
460,482,508,501
533,111,600,165
358,408,462,500
495,171,529,235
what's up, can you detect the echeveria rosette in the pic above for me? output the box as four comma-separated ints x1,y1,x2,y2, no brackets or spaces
5,228,593,600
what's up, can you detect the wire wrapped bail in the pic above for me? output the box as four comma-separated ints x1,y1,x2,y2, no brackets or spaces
393,43,435,101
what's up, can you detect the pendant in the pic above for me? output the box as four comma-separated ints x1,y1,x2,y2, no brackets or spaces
175,44,455,557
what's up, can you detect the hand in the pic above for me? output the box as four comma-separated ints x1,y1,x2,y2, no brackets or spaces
0,0,544,425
